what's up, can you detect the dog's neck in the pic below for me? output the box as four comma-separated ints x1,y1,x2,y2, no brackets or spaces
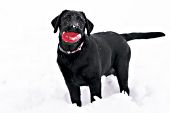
58,42,84,54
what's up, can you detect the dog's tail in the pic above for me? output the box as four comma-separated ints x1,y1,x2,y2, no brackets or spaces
120,32,165,41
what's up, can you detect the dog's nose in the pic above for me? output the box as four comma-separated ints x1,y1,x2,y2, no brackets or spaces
73,25,76,28
70,21,79,28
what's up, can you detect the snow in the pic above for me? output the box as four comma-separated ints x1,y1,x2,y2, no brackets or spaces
0,0,170,113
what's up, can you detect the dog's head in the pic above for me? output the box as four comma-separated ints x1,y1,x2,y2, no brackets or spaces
51,10,93,45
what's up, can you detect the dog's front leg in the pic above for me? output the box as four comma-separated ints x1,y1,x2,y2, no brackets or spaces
57,61,81,106
66,81,81,107
88,77,102,103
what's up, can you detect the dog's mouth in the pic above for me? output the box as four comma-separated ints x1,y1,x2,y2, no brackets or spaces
62,32,81,43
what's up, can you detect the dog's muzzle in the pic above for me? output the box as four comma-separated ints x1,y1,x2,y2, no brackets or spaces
62,32,81,43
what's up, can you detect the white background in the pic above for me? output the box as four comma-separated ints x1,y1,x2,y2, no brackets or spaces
0,0,170,113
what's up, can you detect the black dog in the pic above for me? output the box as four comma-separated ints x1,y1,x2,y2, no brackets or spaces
51,10,165,106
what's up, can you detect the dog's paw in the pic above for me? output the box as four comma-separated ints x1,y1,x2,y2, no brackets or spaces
121,90,129,96
94,96,101,101
72,100,82,107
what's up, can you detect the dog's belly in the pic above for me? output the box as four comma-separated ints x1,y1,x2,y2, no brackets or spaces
93,37,115,76
92,31,129,76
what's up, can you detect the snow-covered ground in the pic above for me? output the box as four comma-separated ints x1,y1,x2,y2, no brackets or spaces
0,0,170,113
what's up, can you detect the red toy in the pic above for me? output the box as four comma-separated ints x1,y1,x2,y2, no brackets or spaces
62,32,81,43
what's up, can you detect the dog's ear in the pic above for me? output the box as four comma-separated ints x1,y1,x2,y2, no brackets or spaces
81,12,94,36
86,19,94,36
51,10,68,33
51,15,60,33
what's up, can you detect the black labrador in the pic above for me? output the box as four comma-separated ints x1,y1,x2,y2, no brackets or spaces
51,10,165,106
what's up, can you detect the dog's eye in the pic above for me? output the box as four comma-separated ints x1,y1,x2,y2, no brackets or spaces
63,15,71,21
76,16,83,22
64,18,70,21
64,14,71,18
65,14,71,18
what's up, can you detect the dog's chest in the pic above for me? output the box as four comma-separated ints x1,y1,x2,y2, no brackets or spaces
68,64,89,86
58,56,90,86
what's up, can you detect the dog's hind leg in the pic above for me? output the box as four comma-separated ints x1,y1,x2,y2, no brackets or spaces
114,58,130,95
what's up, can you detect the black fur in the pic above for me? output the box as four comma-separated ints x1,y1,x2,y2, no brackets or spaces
121,32,165,41
51,10,165,107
